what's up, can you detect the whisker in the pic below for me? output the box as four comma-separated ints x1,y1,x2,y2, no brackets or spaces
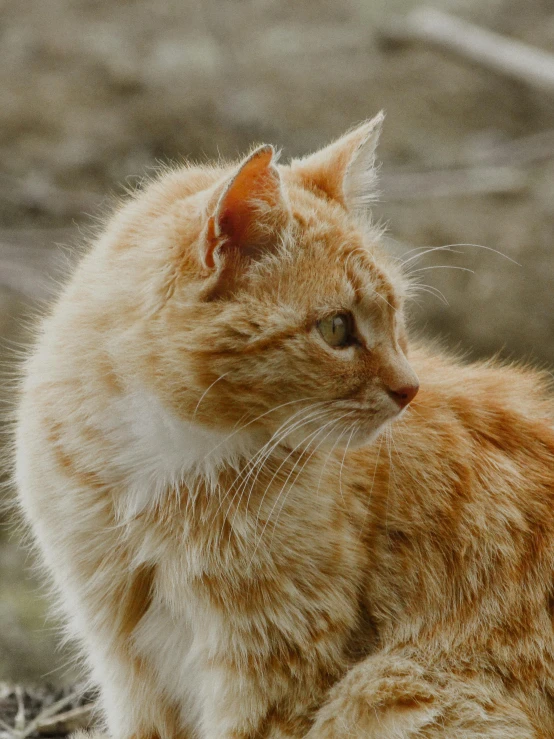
265,423,345,548
268,413,357,538
247,408,342,535
228,406,336,529
386,421,420,490
399,243,462,263
215,404,333,530
410,265,475,276
192,372,230,418
208,404,317,527
400,242,521,268
201,396,322,464
314,421,356,500
409,283,450,306
252,411,356,561
338,424,357,504
215,400,327,507
357,432,384,540
238,420,326,528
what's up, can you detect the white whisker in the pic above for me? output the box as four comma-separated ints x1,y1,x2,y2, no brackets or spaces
410,265,474,276
201,396,321,463
227,406,336,530
315,421,355,501
214,403,333,531
268,414,358,542
251,411,356,563
357,432,384,541
409,283,450,306
246,408,341,535
338,424,357,504
400,242,521,268
192,372,230,418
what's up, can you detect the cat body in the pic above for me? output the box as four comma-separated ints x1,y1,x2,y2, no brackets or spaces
14,116,554,738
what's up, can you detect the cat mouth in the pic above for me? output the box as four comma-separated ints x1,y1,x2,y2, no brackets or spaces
283,402,402,452
330,398,407,424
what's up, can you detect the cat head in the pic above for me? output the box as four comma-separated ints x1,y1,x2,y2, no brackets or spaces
104,113,418,456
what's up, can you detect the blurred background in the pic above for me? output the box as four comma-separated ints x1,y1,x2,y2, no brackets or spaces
2,0,554,687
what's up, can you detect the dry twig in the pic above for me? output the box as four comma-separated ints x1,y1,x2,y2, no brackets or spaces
472,129,554,167
33,705,94,736
382,7,554,94
13,690,25,734
11,689,86,739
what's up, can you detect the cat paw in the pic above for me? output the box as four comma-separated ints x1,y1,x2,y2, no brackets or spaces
307,654,537,739
307,657,439,738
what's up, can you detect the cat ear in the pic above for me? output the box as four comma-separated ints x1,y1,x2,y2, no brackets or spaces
203,145,288,271
292,111,383,214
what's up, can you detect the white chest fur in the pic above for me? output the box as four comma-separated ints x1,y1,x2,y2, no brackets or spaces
132,599,203,734
101,389,260,517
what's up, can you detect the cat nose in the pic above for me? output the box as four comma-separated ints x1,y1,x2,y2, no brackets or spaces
387,381,419,409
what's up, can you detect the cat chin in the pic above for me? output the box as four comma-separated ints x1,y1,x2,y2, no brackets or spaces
279,403,402,454
287,417,392,454
341,405,408,449
344,422,390,450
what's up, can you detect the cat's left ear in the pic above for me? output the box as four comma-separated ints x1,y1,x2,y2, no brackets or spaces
291,111,383,215
203,145,289,272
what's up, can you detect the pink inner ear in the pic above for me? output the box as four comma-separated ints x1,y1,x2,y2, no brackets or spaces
218,208,234,236
205,147,281,269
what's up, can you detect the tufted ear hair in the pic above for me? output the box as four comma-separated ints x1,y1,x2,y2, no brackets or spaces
203,145,289,275
291,112,383,216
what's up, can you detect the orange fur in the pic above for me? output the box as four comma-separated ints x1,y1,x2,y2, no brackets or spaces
14,115,554,738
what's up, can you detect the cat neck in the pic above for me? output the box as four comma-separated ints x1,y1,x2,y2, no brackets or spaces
108,388,270,518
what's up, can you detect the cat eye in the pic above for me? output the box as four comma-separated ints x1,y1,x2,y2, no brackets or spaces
317,313,356,349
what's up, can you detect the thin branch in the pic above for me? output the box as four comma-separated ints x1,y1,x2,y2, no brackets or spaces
34,704,94,736
381,7,554,94
472,129,554,167
14,688,25,733
12,688,85,739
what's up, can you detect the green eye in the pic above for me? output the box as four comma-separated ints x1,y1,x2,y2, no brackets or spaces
317,313,356,349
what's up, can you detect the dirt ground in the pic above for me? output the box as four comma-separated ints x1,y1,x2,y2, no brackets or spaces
2,0,554,686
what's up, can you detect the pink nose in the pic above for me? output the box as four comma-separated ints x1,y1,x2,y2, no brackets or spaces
388,382,419,409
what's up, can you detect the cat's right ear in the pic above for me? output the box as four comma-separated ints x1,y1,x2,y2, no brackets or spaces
201,146,289,281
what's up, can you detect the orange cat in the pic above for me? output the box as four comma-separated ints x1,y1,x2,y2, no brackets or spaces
14,113,554,738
